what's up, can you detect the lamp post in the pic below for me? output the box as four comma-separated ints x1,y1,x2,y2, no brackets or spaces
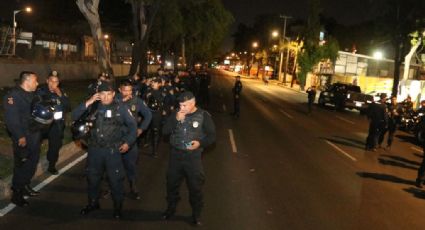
278,15,292,84
12,7,31,56
251,42,258,76
104,34,111,63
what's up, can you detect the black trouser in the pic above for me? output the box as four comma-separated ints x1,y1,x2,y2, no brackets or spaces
47,121,65,165
308,98,315,113
146,113,163,154
378,122,397,147
12,132,41,190
166,148,205,218
416,144,425,182
86,146,125,203
366,121,384,149
122,144,138,183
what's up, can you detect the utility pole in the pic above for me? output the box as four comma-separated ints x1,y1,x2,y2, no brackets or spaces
278,15,292,84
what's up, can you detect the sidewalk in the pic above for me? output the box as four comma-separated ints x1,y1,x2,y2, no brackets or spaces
219,69,308,95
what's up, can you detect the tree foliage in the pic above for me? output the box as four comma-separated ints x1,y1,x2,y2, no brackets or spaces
297,0,339,89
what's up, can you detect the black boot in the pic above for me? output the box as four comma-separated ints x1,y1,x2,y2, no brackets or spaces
80,200,100,215
416,178,423,188
11,188,29,207
192,215,202,226
129,181,141,200
23,185,40,197
48,162,59,175
161,206,176,220
113,201,123,219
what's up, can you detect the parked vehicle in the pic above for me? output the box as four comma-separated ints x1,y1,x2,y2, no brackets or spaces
318,83,373,112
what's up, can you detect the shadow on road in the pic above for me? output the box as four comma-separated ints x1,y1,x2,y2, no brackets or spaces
403,187,425,200
321,137,364,150
380,154,421,166
377,158,418,171
395,134,419,145
356,172,416,186
333,135,365,146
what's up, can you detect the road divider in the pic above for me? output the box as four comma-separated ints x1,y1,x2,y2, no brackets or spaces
325,140,357,162
228,129,238,153
0,152,88,217
335,115,355,125
279,109,294,119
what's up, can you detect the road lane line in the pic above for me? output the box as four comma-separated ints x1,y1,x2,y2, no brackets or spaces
325,140,357,162
279,109,293,119
228,129,238,153
223,104,227,112
0,152,88,217
335,116,355,125
411,146,423,153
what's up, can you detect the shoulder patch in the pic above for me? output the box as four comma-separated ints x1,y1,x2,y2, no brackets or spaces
7,97,13,105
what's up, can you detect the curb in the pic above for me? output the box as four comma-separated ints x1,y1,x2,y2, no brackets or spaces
217,69,308,95
0,141,83,201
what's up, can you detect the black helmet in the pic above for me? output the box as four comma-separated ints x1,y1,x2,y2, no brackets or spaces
31,101,54,125
71,119,93,144
147,96,161,111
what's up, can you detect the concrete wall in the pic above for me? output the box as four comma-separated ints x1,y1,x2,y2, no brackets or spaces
0,63,132,87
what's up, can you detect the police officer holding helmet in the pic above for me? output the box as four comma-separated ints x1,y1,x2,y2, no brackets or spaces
162,91,216,226
72,81,137,219
3,71,54,206
37,70,70,174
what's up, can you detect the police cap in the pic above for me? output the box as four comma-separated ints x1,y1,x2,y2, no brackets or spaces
97,80,115,92
178,91,195,102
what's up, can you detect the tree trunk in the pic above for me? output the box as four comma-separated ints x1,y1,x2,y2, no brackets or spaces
391,39,404,97
182,36,186,68
76,0,113,76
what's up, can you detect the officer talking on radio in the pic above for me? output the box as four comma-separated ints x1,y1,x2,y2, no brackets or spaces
72,80,137,219
37,70,70,174
161,91,216,226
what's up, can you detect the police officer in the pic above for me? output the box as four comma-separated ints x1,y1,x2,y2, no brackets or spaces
143,77,166,158
365,93,388,151
3,71,44,206
198,71,211,108
306,85,317,114
378,95,400,149
128,73,142,97
72,81,137,219
162,91,216,226
117,80,152,200
87,73,110,96
232,76,243,118
37,71,70,174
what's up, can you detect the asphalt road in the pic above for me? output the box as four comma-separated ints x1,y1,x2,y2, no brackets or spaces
1,70,425,229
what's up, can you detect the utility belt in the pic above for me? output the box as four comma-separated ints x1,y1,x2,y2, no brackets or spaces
90,140,121,149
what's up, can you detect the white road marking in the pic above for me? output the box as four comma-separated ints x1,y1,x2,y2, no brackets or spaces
228,129,238,153
223,104,227,112
335,115,355,125
279,109,293,119
325,140,357,162
411,146,423,153
0,152,88,217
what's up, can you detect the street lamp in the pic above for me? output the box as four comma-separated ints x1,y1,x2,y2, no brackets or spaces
271,30,279,38
373,51,383,76
12,7,32,56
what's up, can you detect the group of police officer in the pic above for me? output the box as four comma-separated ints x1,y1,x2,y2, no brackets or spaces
3,69,216,226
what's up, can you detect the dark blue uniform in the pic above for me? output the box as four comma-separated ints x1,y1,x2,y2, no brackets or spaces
72,100,137,210
365,102,388,150
162,108,216,223
116,94,152,187
3,87,42,196
232,79,243,118
36,85,70,171
143,88,166,157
